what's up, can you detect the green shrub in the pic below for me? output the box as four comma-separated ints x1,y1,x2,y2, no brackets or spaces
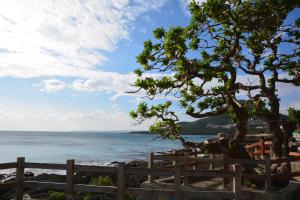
83,176,114,200
89,175,113,186
126,194,137,200
83,192,91,200
48,191,65,200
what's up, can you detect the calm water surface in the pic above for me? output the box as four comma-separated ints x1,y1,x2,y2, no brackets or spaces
0,131,211,164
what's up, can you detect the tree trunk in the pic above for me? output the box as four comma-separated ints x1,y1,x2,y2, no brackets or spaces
229,110,255,173
282,121,297,157
267,95,284,159
268,119,284,159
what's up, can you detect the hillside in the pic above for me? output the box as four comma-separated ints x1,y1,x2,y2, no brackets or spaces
130,113,274,135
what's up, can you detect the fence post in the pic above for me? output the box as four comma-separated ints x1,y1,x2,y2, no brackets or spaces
223,155,229,189
254,147,258,159
192,149,197,170
66,159,75,200
172,150,176,166
174,163,181,200
233,164,242,200
117,162,125,200
183,152,189,185
148,152,153,183
264,155,272,191
15,157,25,200
260,138,265,158
209,153,214,170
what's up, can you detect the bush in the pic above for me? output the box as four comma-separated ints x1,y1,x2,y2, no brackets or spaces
89,176,113,186
83,193,91,200
48,191,65,200
83,176,114,200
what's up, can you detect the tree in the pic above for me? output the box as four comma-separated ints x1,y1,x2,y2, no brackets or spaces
130,0,300,159
223,0,300,158
288,108,300,126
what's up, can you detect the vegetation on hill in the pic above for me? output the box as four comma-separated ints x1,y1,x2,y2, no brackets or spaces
131,113,272,135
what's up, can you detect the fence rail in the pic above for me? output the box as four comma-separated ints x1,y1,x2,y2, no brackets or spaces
0,157,242,200
1,148,300,200
148,149,300,191
245,138,300,157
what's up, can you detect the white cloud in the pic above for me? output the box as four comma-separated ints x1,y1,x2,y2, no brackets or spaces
33,72,168,100
69,73,135,93
0,106,149,131
179,0,207,15
34,79,66,93
0,0,167,79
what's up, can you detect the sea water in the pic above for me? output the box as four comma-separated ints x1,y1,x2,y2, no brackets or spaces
0,131,211,164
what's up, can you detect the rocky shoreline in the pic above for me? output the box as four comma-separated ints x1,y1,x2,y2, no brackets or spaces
0,160,148,200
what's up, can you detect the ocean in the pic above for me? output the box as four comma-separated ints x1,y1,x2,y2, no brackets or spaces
0,131,211,164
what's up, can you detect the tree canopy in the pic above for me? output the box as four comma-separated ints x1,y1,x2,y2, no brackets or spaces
130,0,300,157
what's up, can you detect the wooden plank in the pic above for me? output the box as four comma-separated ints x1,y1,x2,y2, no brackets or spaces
233,164,242,200
227,158,265,165
271,171,300,179
126,167,174,176
289,152,300,157
245,141,260,149
183,152,189,185
126,187,173,195
289,142,300,146
0,182,16,190
260,138,265,156
148,152,153,183
0,162,16,170
117,162,125,200
174,164,181,200
182,190,234,199
158,164,175,169
242,174,265,180
209,153,214,170
264,156,272,191
252,150,272,155
66,159,75,200
25,181,66,190
75,165,117,173
15,157,25,200
254,147,258,159
74,184,117,193
153,154,182,162
223,155,229,189
270,156,300,164
188,157,224,164
182,169,234,178
126,188,235,199
25,162,67,170
264,141,272,145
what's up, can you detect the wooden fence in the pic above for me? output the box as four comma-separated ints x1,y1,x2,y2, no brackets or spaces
0,157,242,200
1,149,300,200
148,150,300,191
245,138,300,158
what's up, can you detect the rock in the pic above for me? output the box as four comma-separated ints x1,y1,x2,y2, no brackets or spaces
271,162,290,189
0,174,5,181
126,160,147,168
24,171,34,178
0,189,14,200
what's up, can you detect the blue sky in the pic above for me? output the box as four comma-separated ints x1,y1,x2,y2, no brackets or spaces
0,0,299,131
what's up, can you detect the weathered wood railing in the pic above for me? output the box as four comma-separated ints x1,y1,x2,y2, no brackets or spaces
0,157,242,200
245,138,300,157
149,151,300,191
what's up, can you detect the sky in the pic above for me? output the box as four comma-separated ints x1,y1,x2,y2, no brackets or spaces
0,0,299,131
